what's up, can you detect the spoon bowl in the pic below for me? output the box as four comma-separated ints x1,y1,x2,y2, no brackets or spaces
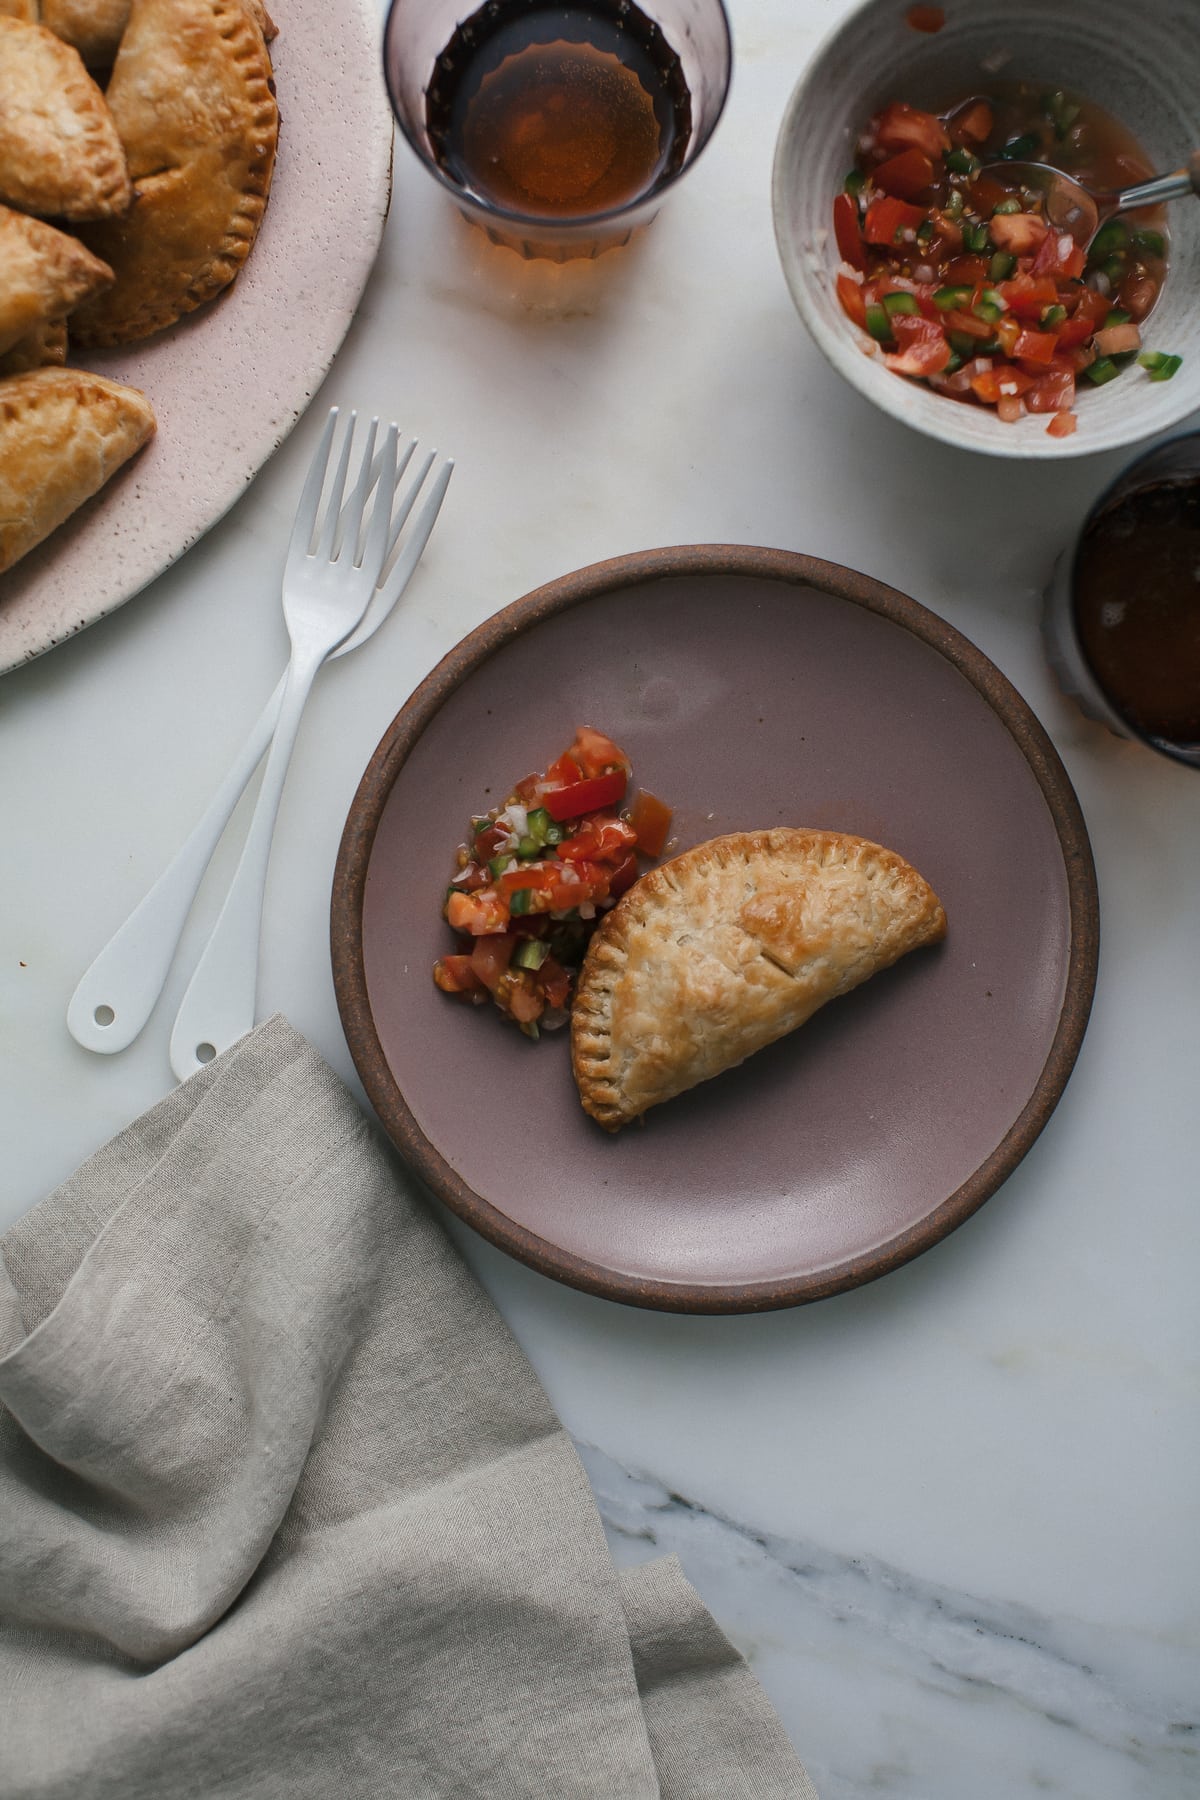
980,148,1200,249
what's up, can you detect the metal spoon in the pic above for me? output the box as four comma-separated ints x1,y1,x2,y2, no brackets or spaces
980,148,1200,248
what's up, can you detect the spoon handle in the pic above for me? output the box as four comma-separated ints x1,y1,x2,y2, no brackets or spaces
1108,150,1200,216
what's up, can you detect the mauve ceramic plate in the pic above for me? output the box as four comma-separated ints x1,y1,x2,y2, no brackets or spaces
0,0,393,677
332,548,1098,1313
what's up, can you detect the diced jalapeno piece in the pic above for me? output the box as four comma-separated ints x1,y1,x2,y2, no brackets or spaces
962,222,991,253
516,836,539,858
1131,228,1166,259
946,149,980,176
1104,308,1131,327
1090,219,1129,259
865,303,893,341
989,251,1017,280
844,169,866,197
992,197,1022,215
514,939,550,970
944,189,965,220
1102,254,1126,283
943,351,964,374
916,219,935,244
508,888,533,915
973,289,1005,323
883,291,920,315
1138,350,1182,380
1041,303,1067,327
933,284,971,310
1085,357,1122,385
948,329,977,355
998,132,1039,161
489,853,515,878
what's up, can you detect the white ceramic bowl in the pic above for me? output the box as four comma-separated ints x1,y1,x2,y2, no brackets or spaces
771,0,1200,458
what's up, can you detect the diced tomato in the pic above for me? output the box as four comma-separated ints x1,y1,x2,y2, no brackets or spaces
472,824,508,860
433,954,486,996
952,99,993,143
997,275,1059,318
607,853,640,899
833,193,867,270
1025,370,1075,413
885,314,952,376
507,977,543,1024
970,366,1034,404
446,889,510,935
543,751,580,787
469,934,516,989
836,270,868,328
448,862,489,894
872,147,935,200
512,772,542,803
988,213,1048,257
943,307,995,341
994,316,1022,357
542,768,628,821
569,727,631,778
931,215,964,255
871,101,949,159
1032,230,1086,280
1055,314,1096,348
557,816,639,863
863,194,927,246
942,254,989,286
997,393,1024,423
1047,411,1077,438
1012,327,1059,365
1120,272,1159,320
537,956,571,1010
1094,320,1141,356
1071,286,1112,327
628,789,674,858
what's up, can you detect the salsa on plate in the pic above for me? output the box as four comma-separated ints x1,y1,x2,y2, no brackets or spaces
433,727,673,1037
833,83,1179,434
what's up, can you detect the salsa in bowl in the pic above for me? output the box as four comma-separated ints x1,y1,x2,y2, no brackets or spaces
772,0,1200,458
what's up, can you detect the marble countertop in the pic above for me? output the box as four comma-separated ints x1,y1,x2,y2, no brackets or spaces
1,3,1196,1796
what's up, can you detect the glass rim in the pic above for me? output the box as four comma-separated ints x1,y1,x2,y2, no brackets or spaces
381,0,734,234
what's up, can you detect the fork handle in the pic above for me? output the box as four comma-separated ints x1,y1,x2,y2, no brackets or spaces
65,674,288,1054
168,645,323,1082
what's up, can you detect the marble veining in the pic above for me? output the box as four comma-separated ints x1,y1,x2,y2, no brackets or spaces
579,1443,1197,1800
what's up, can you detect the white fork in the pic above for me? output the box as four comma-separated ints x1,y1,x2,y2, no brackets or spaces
167,408,401,1078
67,416,452,1060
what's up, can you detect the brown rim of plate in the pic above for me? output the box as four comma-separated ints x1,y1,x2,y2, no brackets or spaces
330,545,1100,1314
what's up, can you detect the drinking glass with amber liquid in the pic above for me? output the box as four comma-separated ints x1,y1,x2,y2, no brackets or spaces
383,0,732,261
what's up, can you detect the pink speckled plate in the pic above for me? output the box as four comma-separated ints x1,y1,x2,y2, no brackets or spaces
0,0,392,676
332,548,1099,1313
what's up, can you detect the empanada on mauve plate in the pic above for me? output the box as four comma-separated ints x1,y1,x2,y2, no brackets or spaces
572,829,948,1130
0,367,155,572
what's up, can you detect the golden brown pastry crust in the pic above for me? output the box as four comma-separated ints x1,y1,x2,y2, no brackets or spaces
70,0,279,347
571,828,948,1130
0,18,131,219
0,318,68,376
39,0,132,65
0,367,155,572
0,205,113,357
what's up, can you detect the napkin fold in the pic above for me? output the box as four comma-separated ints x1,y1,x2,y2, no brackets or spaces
0,1017,815,1799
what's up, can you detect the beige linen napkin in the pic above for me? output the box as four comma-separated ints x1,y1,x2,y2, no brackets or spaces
0,1017,816,1799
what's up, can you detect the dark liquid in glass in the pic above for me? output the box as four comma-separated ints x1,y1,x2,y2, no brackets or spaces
1073,479,1200,759
426,0,692,220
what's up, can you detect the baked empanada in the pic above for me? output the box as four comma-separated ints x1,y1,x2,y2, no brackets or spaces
572,829,947,1130
0,205,113,358
0,318,67,376
38,0,133,65
0,367,155,573
70,0,278,347
0,18,131,219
